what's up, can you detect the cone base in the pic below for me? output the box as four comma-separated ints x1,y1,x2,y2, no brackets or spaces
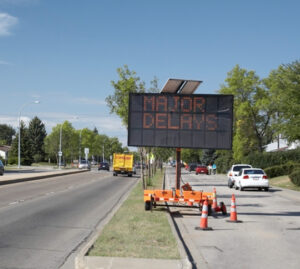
195,227,213,231
226,220,243,223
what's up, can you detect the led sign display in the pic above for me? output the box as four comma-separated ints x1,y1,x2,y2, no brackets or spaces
128,93,233,149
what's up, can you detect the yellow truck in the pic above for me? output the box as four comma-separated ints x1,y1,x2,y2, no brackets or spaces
113,153,134,177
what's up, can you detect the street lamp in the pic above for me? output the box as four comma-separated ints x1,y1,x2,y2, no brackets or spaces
18,100,40,169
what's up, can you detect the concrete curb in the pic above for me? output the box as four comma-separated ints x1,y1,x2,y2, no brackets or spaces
0,169,89,185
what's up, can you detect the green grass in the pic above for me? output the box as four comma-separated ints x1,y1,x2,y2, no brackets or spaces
88,170,180,259
269,175,300,191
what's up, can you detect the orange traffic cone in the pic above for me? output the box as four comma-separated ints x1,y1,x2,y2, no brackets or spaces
212,187,221,212
195,198,213,230
226,194,242,223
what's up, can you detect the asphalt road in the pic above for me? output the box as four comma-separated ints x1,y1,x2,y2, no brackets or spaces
0,169,138,269
165,167,300,269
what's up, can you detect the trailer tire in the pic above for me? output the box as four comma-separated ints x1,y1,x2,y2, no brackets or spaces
220,202,227,215
145,201,151,211
208,205,212,216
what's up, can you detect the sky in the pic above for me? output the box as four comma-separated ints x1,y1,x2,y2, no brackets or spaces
0,0,300,146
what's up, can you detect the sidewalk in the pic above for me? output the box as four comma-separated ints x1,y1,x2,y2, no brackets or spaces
0,167,89,185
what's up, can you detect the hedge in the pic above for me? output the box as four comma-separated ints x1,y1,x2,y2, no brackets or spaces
264,162,300,178
289,169,300,186
242,148,300,169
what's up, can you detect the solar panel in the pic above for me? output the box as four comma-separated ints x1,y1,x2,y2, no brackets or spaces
161,79,202,94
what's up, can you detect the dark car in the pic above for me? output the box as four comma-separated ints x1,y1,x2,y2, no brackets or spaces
188,163,198,172
195,165,208,175
98,162,109,171
135,163,147,169
0,160,4,176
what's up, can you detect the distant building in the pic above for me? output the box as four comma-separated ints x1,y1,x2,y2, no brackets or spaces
0,145,11,161
265,138,300,152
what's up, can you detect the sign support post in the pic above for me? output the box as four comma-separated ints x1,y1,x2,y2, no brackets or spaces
176,148,181,191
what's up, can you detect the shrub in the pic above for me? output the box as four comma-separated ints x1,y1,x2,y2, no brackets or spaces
242,148,300,169
264,162,300,178
289,169,300,186
8,156,18,165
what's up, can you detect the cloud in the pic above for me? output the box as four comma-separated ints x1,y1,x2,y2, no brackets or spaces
0,12,18,36
0,60,12,65
0,115,31,129
72,97,106,106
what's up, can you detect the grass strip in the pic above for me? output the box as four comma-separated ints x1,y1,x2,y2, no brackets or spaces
88,169,180,259
270,175,300,191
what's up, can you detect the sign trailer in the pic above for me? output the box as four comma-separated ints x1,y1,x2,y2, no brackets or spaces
128,79,233,213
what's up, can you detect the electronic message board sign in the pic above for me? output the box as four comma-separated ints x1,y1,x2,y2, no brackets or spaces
128,93,233,149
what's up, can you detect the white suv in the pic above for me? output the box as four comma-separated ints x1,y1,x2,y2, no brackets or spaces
227,164,252,188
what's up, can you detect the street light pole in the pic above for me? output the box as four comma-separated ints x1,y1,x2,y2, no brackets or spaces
79,129,83,163
18,100,40,169
58,123,62,169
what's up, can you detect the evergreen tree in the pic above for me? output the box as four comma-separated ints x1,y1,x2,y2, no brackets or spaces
201,149,217,165
28,116,47,162
0,124,16,145
10,121,33,165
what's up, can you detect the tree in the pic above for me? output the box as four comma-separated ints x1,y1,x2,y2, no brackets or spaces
106,137,124,160
0,124,16,145
148,76,160,93
80,128,97,160
219,65,274,162
264,60,300,142
106,65,145,128
10,121,33,165
44,121,78,164
201,149,217,165
93,127,99,135
181,149,202,164
28,116,47,163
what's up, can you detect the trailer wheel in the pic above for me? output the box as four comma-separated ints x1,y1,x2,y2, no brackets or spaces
128,173,132,177
220,202,227,215
145,201,151,211
208,205,212,216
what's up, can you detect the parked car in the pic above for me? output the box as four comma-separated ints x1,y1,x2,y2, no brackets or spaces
0,160,4,176
227,164,252,188
98,162,109,171
135,163,147,169
234,168,269,191
78,160,91,170
188,163,198,172
195,165,208,175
